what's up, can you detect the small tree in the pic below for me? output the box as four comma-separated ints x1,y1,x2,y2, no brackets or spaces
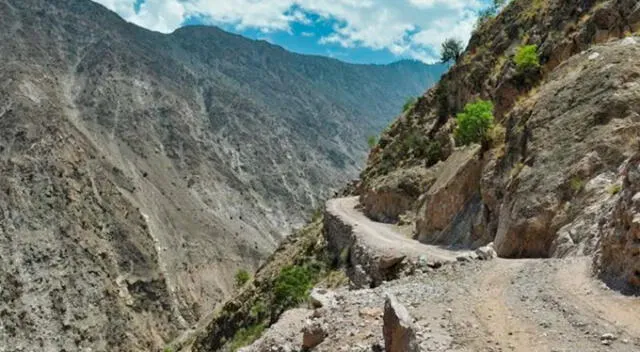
440,38,464,63
454,100,495,146
514,45,540,73
234,269,251,288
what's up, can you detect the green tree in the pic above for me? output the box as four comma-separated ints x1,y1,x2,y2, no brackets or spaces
440,38,464,63
454,100,495,146
514,45,540,73
234,269,251,288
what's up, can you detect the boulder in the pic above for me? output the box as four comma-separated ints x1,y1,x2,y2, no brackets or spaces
383,294,419,352
302,320,328,349
475,243,497,260
415,145,483,246
379,254,407,270
309,288,335,309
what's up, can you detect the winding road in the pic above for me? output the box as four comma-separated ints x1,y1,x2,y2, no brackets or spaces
325,197,640,351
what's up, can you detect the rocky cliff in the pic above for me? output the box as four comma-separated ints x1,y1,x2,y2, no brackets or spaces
0,0,445,350
361,0,640,278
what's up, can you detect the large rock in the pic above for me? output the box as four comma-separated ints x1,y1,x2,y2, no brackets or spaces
494,40,640,258
383,294,419,352
596,155,640,292
415,145,483,246
361,166,439,223
302,320,328,349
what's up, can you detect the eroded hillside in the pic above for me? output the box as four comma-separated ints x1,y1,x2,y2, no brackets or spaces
0,0,445,350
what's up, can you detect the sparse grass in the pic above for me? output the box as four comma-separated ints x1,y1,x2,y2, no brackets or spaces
234,269,251,288
228,323,267,351
339,247,350,266
249,300,267,319
320,270,349,289
510,162,525,179
488,124,506,158
608,184,622,195
521,0,546,21
403,96,418,113
163,347,173,352
570,176,585,193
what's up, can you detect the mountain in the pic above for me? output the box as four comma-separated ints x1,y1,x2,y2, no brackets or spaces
188,0,640,351
0,0,445,350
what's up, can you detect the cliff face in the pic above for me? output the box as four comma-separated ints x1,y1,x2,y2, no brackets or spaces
0,0,445,350
360,0,640,281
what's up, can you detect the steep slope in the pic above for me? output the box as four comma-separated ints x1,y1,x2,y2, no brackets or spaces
0,0,445,350
164,2,640,351
360,0,639,269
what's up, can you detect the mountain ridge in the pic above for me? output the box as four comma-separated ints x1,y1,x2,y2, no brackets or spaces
0,0,445,350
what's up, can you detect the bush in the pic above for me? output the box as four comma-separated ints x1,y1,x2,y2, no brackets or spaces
228,323,266,351
514,45,540,73
454,100,495,146
608,184,622,195
403,97,418,112
274,265,315,307
367,135,378,149
234,269,251,288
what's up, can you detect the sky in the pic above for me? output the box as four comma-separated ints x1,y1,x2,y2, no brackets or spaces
93,0,493,64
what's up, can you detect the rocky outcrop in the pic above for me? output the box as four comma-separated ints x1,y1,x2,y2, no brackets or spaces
361,165,439,224
324,197,461,288
596,154,640,292
383,294,419,352
359,0,640,263
494,39,640,258
414,145,485,247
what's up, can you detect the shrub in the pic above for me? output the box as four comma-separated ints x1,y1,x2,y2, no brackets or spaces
403,97,418,112
234,269,251,288
514,45,540,73
367,135,378,149
274,265,315,307
570,176,585,193
228,323,266,351
608,184,622,195
454,100,495,146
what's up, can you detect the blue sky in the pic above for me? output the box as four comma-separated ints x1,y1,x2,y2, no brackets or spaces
94,0,493,64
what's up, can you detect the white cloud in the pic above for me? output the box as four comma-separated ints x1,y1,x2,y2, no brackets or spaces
92,0,486,63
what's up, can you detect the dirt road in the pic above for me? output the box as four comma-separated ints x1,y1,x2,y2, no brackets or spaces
317,197,640,352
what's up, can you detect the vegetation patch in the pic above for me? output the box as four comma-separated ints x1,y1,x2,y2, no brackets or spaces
228,323,267,351
514,45,540,74
608,184,622,195
454,100,495,146
570,176,585,194
367,135,378,149
234,269,251,288
403,97,418,113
